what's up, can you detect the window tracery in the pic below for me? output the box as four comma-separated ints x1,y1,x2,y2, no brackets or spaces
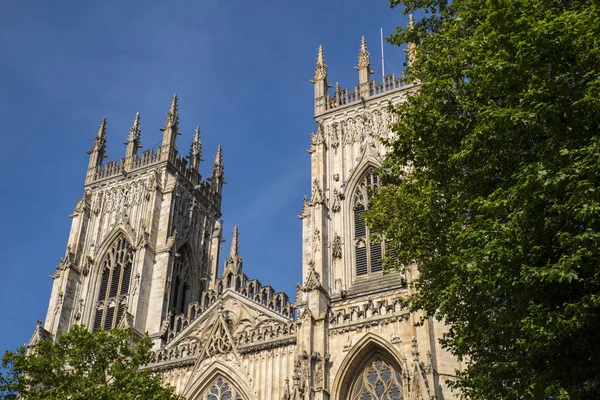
353,168,385,276
93,235,133,331
350,355,404,399
204,377,244,400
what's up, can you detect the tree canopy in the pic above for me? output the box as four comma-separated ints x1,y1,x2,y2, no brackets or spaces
0,325,181,400
366,0,600,398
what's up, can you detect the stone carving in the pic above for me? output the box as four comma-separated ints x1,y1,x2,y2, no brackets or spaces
310,178,323,204
302,261,321,292
332,234,342,260
331,189,341,213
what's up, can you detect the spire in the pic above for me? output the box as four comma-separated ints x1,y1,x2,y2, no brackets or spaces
188,126,203,171
210,145,225,195
124,112,142,161
356,36,373,94
224,225,242,273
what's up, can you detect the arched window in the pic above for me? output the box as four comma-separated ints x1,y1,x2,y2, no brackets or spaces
354,168,385,276
348,353,404,399
93,235,133,331
170,250,192,316
204,377,244,399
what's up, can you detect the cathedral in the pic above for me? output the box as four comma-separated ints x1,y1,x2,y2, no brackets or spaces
33,36,461,399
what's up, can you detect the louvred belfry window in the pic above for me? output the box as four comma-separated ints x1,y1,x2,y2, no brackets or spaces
93,235,133,331
170,250,192,316
354,168,385,276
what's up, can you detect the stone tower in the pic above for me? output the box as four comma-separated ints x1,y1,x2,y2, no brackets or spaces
43,95,225,347
294,38,461,399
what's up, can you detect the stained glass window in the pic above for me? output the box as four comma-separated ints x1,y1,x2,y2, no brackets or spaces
93,235,133,331
350,356,404,399
205,377,244,400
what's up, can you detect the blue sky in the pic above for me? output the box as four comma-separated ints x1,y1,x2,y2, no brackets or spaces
0,0,409,352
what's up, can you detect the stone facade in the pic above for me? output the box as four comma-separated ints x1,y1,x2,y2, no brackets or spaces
37,36,461,400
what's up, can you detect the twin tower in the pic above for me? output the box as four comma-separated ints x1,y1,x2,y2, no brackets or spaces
36,31,460,400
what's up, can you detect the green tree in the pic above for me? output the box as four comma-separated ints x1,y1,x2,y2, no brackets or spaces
366,0,600,398
0,325,181,400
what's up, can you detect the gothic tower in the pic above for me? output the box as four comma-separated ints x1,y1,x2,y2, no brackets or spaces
43,95,225,347
295,37,460,399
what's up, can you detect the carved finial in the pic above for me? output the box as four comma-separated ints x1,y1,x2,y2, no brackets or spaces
408,14,414,29
88,117,107,154
356,36,373,74
162,94,179,131
36,319,42,327
125,112,142,155
189,126,203,170
225,225,242,273
312,45,328,82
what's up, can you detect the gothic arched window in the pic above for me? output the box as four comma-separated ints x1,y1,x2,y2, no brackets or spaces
93,235,133,331
204,377,244,400
349,354,404,399
353,168,385,276
170,250,192,316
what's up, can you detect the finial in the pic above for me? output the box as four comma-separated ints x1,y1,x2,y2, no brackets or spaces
356,36,372,71
162,94,179,130
36,319,42,327
188,126,203,170
408,14,414,29
317,45,325,66
229,225,239,259
125,112,142,147
312,45,328,82
360,35,367,52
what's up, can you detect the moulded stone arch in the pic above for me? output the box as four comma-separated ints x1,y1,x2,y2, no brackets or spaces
183,360,254,400
94,226,136,269
332,332,408,400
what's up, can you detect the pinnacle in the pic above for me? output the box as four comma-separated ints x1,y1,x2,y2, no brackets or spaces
408,14,414,29
316,45,325,66
193,126,201,142
163,94,179,129
126,112,141,144
97,117,107,137
229,225,239,258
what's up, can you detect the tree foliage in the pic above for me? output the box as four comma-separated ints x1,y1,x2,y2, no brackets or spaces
0,326,181,400
366,0,600,398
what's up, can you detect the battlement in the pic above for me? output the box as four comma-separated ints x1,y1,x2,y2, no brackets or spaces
85,95,224,202
323,73,406,113
312,34,414,116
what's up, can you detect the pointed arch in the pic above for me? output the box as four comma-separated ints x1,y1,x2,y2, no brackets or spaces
344,162,390,278
91,233,134,331
332,333,408,399
94,225,136,268
183,360,253,400
170,243,198,317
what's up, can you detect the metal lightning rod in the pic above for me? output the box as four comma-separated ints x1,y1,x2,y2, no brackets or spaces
380,27,385,79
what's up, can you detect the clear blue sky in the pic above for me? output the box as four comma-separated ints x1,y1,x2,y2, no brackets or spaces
0,0,410,352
